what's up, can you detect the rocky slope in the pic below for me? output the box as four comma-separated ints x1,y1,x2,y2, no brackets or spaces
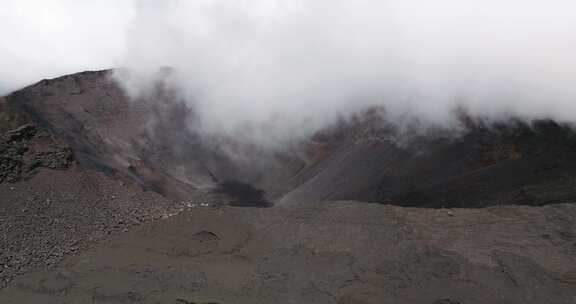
1,70,576,303
0,119,178,288
6,70,576,208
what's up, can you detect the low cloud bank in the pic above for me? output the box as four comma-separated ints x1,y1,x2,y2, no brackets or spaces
116,0,576,146
3,1,575,147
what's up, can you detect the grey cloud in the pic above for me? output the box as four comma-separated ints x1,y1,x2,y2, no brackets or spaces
2,0,576,148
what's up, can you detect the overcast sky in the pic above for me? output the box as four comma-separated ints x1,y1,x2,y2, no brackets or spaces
2,0,576,146
0,0,134,95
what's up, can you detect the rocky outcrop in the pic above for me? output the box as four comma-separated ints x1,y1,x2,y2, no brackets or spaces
0,124,73,183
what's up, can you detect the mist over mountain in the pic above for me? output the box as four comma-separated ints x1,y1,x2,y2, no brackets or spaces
2,0,576,148
3,0,576,201
6,69,576,209
116,0,576,147
2,2,576,303
2,69,576,303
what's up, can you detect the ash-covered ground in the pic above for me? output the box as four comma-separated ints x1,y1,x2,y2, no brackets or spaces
0,71,575,303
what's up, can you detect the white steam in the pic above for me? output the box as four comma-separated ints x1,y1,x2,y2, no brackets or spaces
116,0,576,146
3,0,576,146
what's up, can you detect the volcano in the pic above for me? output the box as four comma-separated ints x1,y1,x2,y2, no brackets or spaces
6,70,576,208
1,70,575,303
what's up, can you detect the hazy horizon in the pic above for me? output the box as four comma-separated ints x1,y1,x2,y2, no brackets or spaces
3,0,576,147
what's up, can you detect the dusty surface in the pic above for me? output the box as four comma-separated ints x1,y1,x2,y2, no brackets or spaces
1,201,575,303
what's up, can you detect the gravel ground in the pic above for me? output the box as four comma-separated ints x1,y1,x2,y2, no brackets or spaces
0,168,178,288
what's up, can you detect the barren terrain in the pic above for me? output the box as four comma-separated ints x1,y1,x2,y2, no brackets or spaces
1,71,575,303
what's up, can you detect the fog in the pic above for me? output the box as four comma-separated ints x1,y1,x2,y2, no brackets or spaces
2,0,576,147
116,0,576,146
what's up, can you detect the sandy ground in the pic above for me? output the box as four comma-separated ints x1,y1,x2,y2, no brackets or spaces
1,201,575,304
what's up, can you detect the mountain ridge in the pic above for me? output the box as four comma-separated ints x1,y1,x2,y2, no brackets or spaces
6,69,576,208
